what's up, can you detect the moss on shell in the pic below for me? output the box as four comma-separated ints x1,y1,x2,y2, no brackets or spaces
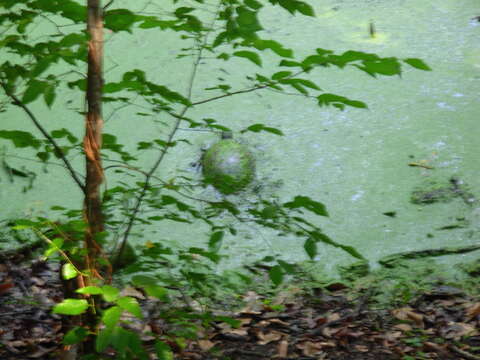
202,139,255,194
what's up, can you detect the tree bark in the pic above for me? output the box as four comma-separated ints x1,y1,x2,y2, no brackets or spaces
82,0,105,353
84,0,105,277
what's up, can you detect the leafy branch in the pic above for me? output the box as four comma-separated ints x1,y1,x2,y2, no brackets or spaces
0,80,86,193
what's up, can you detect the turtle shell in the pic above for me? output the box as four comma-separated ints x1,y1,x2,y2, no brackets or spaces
202,139,255,194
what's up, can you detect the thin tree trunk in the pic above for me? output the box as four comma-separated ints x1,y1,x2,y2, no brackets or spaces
82,0,105,353
84,0,104,277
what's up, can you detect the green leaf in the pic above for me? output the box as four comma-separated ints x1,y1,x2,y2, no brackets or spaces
104,9,137,32
131,275,157,287
101,285,120,302
102,305,123,328
61,263,78,280
403,58,431,71
236,6,262,34
359,58,402,76
233,50,262,66
283,196,329,216
275,0,315,16
44,237,64,257
51,128,78,143
317,93,367,110
241,123,284,136
63,326,88,345
22,79,47,104
144,285,169,301
76,286,103,295
245,0,263,9
53,299,89,315
277,260,296,274
279,59,303,68
175,7,195,16
304,237,317,259
310,231,365,260
252,39,293,58
43,83,56,108
117,296,143,319
281,78,320,90
96,327,113,352
30,57,55,78
269,265,284,286
208,231,224,252
155,341,174,360
272,71,292,80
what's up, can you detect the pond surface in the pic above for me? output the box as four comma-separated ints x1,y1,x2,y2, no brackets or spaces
1,0,479,273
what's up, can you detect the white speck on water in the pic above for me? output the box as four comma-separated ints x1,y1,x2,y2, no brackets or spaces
433,140,446,149
311,143,320,149
436,102,455,111
452,93,464,97
351,190,365,202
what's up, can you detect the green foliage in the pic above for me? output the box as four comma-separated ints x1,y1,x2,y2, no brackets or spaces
0,0,432,357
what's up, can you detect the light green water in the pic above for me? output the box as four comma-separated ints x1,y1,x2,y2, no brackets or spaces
1,0,479,272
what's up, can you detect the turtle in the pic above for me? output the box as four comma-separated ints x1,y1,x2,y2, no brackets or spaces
201,131,255,194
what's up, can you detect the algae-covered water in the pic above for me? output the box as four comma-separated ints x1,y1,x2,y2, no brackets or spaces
1,0,479,273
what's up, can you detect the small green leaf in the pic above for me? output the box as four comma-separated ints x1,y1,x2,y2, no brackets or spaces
62,263,78,280
102,306,123,328
63,326,88,345
76,286,103,295
208,231,224,252
155,341,174,360
241,123,284,136
277,260,296,274
310,231,365,260
236,6,263,33
0,130,41,149
96,327,113,352
269,265,284,286
272,71,292,80
283,196,329,216
144,285,168,301
233,50,262,66
117,296,143,319
131,275,157,287
304,237,317,259
403,58,431,71
43,84,56,108
22,80,47,104
252,39,293,58
245,0,263,10
53,299,89,315
317,93,367,110
44,238,64,257
30,57,54,78
104,9,137,32
101,285,120,302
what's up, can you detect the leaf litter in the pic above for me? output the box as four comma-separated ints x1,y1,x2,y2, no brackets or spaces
1,258,480,359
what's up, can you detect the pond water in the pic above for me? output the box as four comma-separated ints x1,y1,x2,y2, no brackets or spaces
1,0,479,273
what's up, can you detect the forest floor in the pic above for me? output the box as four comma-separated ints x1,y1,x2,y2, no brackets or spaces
1,257,480,360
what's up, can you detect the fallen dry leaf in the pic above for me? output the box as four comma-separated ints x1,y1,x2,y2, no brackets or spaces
197,339,215,351
440,322,477,339
465,302,480,321
296,341,325,356
392,307,424,327
255,329,284,345
393,324,413,332
277,339,288,357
